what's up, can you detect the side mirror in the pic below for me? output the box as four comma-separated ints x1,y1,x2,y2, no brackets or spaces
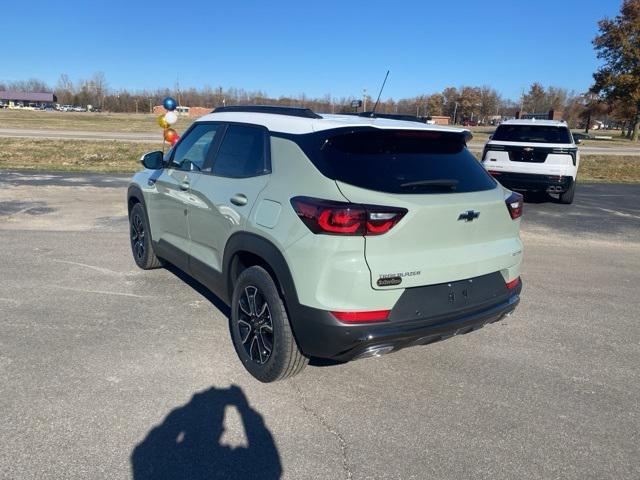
489,134,493,140
575,138,582,145
140,151,164,170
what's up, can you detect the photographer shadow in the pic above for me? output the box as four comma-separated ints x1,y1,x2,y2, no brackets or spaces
131,385,281,480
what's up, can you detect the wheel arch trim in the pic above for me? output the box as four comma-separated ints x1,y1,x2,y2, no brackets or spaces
222,232,299,307
127,184,146,211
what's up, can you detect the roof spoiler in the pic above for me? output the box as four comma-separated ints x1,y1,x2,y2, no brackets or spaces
356,112,426,123
212,105,322,119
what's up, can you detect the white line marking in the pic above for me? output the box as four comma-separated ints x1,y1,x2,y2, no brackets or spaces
51,259,128,276
52,285,152,298
596,207,640,220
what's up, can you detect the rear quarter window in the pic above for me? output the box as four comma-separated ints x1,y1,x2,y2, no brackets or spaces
311,129,496,194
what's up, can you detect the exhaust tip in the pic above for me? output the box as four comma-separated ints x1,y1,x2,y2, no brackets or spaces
354,345,394,360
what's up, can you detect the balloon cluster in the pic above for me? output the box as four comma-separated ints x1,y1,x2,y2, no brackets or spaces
158,97,180,145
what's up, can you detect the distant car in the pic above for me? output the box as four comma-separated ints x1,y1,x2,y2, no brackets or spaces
90,107,102,113
73,106,87,112
481,119,579,204
60,105,73,112
571,132,590,143
462,120,478,126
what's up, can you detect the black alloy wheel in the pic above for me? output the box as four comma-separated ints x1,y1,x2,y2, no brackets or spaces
237,286,274,365
131,212,146,261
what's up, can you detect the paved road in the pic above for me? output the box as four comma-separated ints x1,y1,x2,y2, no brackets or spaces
1,127,639,155
1,171,639,479
0,127,158,143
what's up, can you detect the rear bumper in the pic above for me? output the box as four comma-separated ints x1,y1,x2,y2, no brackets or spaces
489,171,573,193
288,276,522,361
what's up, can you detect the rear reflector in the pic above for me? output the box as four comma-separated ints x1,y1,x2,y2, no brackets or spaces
505,191,523,219
331,310,390,323
506,277,521,289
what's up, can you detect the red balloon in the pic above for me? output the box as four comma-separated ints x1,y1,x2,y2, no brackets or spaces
170,135,180,146
163,128,179,144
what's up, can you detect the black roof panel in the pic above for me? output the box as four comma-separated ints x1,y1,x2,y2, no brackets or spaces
213,105,322,119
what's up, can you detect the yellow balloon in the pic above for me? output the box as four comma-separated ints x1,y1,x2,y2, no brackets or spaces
157,115,169,129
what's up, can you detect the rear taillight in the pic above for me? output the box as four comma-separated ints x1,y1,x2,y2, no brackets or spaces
482,144,505,161
331,310,390,323
552,147,577,166
505,192,523,220
291,197,407,236
506,277,521,289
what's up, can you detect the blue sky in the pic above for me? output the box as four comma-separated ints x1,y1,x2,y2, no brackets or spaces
1,0,620,101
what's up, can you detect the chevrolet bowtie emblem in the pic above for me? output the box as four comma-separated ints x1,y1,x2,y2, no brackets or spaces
458,210,480,222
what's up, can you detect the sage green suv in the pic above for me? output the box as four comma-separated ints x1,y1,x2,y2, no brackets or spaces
128,106,523,382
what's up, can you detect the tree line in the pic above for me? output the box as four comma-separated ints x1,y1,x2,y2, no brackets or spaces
0,74,609,129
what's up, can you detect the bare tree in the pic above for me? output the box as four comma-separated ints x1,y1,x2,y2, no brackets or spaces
92,72,108,107
55,74,74,104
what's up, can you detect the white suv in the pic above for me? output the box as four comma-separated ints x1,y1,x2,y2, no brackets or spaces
481,119,579,204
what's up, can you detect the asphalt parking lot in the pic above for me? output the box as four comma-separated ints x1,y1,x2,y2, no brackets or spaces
1,171,639,480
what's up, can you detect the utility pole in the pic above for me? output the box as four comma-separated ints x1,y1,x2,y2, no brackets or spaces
453,101,458,125
363,88,367,112
176,75,182,109
519,87,524,114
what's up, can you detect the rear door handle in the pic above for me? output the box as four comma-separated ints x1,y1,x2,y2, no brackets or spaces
179,181,190,191
230,193,248,206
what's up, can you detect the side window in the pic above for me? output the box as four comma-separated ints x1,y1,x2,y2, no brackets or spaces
171,124,220,171
212,125,268,178
566,128,575,144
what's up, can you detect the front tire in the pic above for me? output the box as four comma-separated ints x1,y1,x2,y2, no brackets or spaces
230,266,308,382
559,180,576,204
129,202,163,270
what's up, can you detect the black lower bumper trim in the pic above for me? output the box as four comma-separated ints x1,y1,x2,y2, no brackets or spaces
489,171,573,192
289,285,521,361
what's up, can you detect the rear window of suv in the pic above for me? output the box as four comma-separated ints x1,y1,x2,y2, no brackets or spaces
492,124,572,144
309,129,496,194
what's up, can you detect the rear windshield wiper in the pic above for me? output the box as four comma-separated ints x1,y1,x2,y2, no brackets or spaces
399,179,459,189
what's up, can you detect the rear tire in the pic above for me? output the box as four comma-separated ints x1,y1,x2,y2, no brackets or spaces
230,266,308,382
129,202,163,270
559,180,576,204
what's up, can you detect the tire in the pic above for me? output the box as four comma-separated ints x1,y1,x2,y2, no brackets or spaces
559,180,576,204
129,202,163,270
230,266,308,382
